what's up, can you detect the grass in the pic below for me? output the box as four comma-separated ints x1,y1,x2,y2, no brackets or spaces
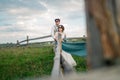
0,46,86,80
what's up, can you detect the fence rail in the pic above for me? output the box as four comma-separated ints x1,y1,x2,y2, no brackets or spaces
16,34,86,46
17,35,51,46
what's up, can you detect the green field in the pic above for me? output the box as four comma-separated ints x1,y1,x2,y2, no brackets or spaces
0,46,86,80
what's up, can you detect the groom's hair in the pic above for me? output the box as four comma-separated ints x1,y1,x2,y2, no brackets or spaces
55,18,60,22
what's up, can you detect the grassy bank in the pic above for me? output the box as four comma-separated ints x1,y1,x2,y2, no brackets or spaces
0,46,86,80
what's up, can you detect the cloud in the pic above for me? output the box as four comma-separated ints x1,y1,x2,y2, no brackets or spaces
40,0,84,11
0,0,86,43
0,0,47,11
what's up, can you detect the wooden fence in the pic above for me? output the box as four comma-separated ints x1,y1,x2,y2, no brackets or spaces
16,35,51,46
16,35,86,47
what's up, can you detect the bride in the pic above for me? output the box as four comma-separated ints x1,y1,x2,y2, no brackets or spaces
54,25,76,75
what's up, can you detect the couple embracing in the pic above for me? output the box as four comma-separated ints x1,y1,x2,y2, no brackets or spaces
51,18,76,75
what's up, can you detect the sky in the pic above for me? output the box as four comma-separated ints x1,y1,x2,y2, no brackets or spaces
0,0,86,43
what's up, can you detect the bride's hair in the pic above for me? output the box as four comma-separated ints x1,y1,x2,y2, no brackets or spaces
58,25,64,32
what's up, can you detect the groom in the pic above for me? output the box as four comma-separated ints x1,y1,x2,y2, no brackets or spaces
51,18,60,40
51,18,61,52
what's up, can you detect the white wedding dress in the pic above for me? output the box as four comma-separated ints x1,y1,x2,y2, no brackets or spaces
51,32,76,79
61,50,77,67
55,32,76,66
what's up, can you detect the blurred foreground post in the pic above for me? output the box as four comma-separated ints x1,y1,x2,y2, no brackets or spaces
85,0,120,69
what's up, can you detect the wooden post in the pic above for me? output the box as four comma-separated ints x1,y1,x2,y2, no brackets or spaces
85,0,120,69
27,35,29,45
85,0,104,69
17,40,19,47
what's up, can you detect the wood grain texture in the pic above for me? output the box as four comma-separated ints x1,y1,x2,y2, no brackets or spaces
85,0,120,69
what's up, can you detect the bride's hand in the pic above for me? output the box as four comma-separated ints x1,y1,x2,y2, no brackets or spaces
60,39,63,42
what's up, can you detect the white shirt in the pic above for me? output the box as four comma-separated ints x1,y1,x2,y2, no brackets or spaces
51,25,59,39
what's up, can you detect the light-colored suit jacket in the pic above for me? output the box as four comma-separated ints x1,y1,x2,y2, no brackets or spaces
51,25,59,39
